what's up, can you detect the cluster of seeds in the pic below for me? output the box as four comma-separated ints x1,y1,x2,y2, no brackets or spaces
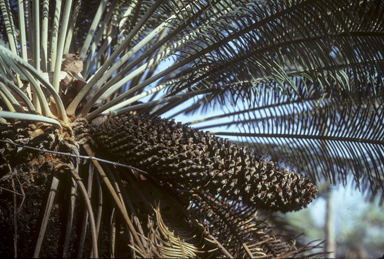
93,113,317,212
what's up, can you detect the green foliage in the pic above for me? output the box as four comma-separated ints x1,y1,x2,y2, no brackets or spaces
279,185,384,257
338,202,384,256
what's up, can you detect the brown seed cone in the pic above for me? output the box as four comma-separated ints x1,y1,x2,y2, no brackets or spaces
92,113,317,212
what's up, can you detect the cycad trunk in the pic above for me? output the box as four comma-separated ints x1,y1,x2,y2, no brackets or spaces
0,119,108,257
0,120,71,257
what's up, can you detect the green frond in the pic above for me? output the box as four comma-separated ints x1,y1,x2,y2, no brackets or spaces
195,89,384,202
0,44,67,122
0,110,62,129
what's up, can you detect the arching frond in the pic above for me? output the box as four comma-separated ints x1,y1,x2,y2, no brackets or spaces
190,85,384,202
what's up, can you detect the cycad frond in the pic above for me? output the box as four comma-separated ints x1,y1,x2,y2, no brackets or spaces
193,87,384,202
163,0,384,103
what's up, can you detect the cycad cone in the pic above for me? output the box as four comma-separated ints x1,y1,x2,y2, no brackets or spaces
93,113,317,212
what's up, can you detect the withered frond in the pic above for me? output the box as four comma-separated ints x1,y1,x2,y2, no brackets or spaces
187,187,323,258
149,203,215,258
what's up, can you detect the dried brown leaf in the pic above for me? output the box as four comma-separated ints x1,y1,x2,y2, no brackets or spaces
61,53,83,78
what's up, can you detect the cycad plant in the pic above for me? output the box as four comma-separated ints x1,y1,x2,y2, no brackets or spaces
0,0,383,257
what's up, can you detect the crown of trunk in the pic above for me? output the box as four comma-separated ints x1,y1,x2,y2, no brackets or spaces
92,113,317,212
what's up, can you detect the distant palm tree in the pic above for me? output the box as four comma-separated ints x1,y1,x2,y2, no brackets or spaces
0,0,383,257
